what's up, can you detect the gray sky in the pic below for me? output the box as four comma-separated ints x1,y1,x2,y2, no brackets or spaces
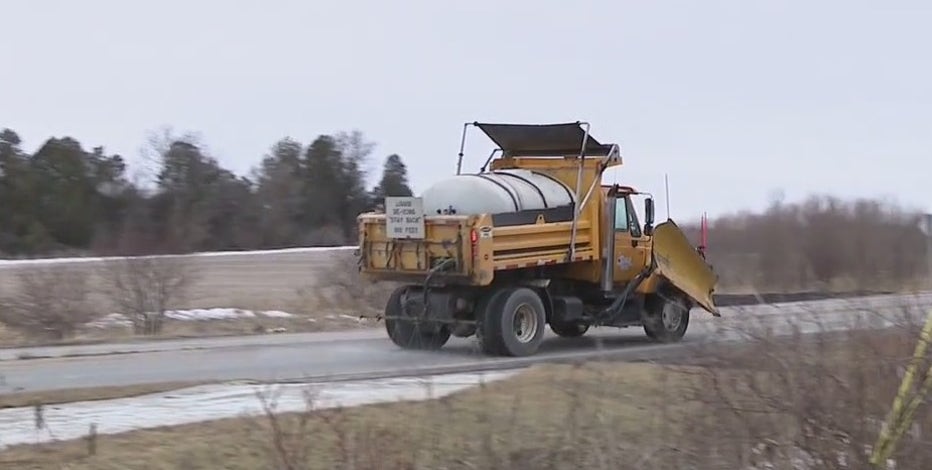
2,0,930,221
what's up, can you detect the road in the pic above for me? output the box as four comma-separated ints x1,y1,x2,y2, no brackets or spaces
1,291,930,394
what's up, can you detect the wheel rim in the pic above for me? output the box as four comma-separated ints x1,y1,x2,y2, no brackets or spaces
661,301,683,331
513,303,539,343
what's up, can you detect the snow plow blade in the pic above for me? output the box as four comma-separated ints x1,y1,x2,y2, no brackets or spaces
651,220,719,315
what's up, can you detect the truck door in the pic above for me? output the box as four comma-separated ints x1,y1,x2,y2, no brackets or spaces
613,194,650,284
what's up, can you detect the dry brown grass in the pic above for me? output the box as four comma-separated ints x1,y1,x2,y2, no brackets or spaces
666,314,932,469
81,313,373,341
0,320,375,352
5,316,932,469
0,362,682,470
0,315,374,349
0,381,209,409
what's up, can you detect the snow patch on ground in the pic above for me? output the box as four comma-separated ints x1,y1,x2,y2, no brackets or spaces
85,308,296,328
166,308,256,321
86,313,134,329
261,310,294,318
0,370,519,450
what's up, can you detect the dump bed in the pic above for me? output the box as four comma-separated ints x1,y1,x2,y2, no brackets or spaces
357,212,476,284
486,217,597,270
357,122,613,287
357,205,598,286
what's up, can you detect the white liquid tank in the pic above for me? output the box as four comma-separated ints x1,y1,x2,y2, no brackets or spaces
420,169,577,215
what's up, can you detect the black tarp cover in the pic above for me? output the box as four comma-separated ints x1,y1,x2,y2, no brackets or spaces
473,122,615,157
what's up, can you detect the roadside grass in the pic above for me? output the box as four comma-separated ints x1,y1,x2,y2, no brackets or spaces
0,382,211,409
79,313,373,341
0,362,686,470
0,314,375,349
4,315,932,469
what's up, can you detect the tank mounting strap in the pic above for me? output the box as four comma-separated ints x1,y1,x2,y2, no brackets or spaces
532,170,576,205
469,174,520,211
492,171,549,208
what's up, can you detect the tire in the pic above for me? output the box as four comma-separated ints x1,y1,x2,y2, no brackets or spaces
384,286,451,350
642,293,690,343
473,288,509,355
478,287,547,357
549,320,589,338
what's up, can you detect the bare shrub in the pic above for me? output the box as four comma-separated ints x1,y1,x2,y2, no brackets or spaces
98,255,199,335
291,249,398,319
254,389,316,470
237,363,681,470
660,306,932,469
0,268,96,340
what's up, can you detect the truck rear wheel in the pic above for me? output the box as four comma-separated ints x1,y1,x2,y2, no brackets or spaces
478,287,547,357
384,286,451,350
642,293,690,342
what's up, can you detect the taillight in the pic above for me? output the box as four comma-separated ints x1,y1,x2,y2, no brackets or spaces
470,229,478,245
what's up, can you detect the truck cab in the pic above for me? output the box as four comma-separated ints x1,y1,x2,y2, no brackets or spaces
604,184,654,289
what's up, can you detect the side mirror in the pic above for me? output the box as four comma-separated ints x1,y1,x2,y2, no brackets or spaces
644,197,655,235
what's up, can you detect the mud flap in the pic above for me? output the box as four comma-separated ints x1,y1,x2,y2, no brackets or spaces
651,220,720,316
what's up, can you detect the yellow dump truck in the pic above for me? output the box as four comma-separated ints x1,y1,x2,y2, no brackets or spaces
356,122,718,357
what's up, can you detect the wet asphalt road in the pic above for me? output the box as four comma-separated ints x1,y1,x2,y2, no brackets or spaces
2,291,931,394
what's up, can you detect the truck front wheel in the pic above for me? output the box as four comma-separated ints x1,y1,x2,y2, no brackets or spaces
479,287,547,357
642,293,690,342
384,286,451,350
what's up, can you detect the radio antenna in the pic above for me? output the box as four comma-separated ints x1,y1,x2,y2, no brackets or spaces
664,173,671,220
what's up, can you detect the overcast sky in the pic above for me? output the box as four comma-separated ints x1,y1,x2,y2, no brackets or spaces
2,0,930,221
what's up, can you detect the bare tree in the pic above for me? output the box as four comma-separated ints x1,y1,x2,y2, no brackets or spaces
136,125,203,188
681,194,929,293
98,255,199,335
0,268,96,340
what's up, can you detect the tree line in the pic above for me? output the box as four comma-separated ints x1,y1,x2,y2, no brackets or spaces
2,125,929,292
0,127,414,257
681,195,930,292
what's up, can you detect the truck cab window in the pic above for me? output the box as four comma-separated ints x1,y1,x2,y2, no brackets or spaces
626,197,642,238
614,197,628,231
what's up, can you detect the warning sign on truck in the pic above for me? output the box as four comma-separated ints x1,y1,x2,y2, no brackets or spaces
385,196,425,239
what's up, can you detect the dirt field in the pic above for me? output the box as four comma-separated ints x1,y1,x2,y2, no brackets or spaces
0,248,372,313
0,248,396,346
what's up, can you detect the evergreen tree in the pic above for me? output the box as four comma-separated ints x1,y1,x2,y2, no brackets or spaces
153,140,254,251
253,137,306,247
29,137,126,250
0,129,30,253
334,130,374,241
301,135,347,244
369,153,413,209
